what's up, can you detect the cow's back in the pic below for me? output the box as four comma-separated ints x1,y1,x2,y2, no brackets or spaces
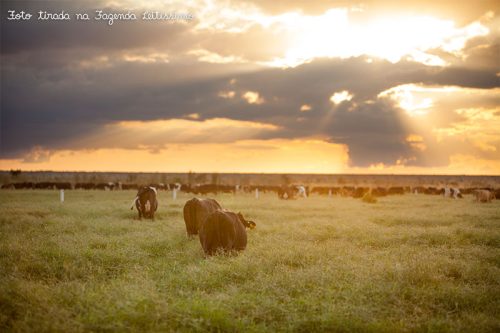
199,210,237,255
183,198,222,236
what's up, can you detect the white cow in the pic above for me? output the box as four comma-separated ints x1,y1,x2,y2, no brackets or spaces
296,185,307,198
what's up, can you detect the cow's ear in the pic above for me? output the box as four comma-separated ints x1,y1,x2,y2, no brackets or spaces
247,221,256,229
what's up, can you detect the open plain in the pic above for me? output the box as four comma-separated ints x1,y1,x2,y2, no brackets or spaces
0,190,499,332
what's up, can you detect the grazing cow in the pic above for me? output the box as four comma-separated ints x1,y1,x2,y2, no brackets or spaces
473,190,495,203
199,210,256,256
341,186,355,197
183,198,222,237
352,187,369,198
372,187,388,197
130,186,158,220
295,185,308,198
451,188,463,199
388,187,405,195
278,185,295,200
422,187,437,195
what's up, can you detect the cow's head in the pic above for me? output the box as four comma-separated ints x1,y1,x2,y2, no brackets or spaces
237,212,256,229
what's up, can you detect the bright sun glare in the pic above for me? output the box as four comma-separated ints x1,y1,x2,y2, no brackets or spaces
265,9,489,67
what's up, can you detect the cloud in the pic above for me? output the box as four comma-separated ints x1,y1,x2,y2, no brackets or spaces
330,91,353,105
300,104,312,112
242,91,265,104
1,0,499,172
2,54,498,167
21,146,53,163
0,139,349,173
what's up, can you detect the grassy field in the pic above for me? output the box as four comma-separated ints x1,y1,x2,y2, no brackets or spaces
0,190,499,332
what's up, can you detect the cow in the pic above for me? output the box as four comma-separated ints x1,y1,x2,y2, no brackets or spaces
352,187,369,198
388,187,405,195
341,186,355,197
372,187,388,197
295,185,308,198
278,185,295,200
199,210,256,256
130,186,158,220
183,198,222,237
451,188,463,199
473,189,495,203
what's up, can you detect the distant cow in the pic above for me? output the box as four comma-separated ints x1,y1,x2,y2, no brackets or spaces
183,198,222,237
199,210,256,256
473,190,495,203
451,188,463,199
278,185,295,200
295,185,308,198
372,187,388,197
130,186,158,220
388,187,405,195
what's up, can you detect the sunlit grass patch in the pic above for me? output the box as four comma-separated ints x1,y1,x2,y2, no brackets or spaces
0,190,499,332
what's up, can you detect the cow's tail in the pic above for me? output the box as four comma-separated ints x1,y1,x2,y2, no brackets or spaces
130,196,138,210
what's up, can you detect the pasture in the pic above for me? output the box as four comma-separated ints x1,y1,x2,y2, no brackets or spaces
0,190,499,332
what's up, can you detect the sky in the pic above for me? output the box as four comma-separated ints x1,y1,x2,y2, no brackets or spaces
0,0,499,174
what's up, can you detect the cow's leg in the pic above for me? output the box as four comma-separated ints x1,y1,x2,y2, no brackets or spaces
138,211,142,220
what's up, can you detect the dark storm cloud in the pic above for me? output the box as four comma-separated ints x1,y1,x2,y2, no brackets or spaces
2,51,499,166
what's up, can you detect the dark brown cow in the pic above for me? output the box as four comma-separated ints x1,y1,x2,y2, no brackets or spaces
183,198,222,237
130,186,158,220
473,189,496,203
372,187,388,197
199,210,256,256
278,185,295,199
388,187,405,195
352,187,369,198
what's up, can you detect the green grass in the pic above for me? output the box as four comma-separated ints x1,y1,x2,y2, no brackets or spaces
0,190,499,332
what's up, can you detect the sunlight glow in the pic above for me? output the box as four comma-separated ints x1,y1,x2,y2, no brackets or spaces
218,90,236,99
242,91,264,104
330,91,353,105
188,49,246,64
262,11,489,67
300,104,312,112
378,84,445,116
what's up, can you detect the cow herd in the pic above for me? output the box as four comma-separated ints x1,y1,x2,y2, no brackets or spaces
126,182,498,256
2,181,499,203
3,181,500,199
131,187,256,256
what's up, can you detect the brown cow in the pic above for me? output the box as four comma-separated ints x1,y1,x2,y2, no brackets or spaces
130,186,158,220
278,185,295,200
199,210,256,256
183,198,222,237
473,190,496,203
